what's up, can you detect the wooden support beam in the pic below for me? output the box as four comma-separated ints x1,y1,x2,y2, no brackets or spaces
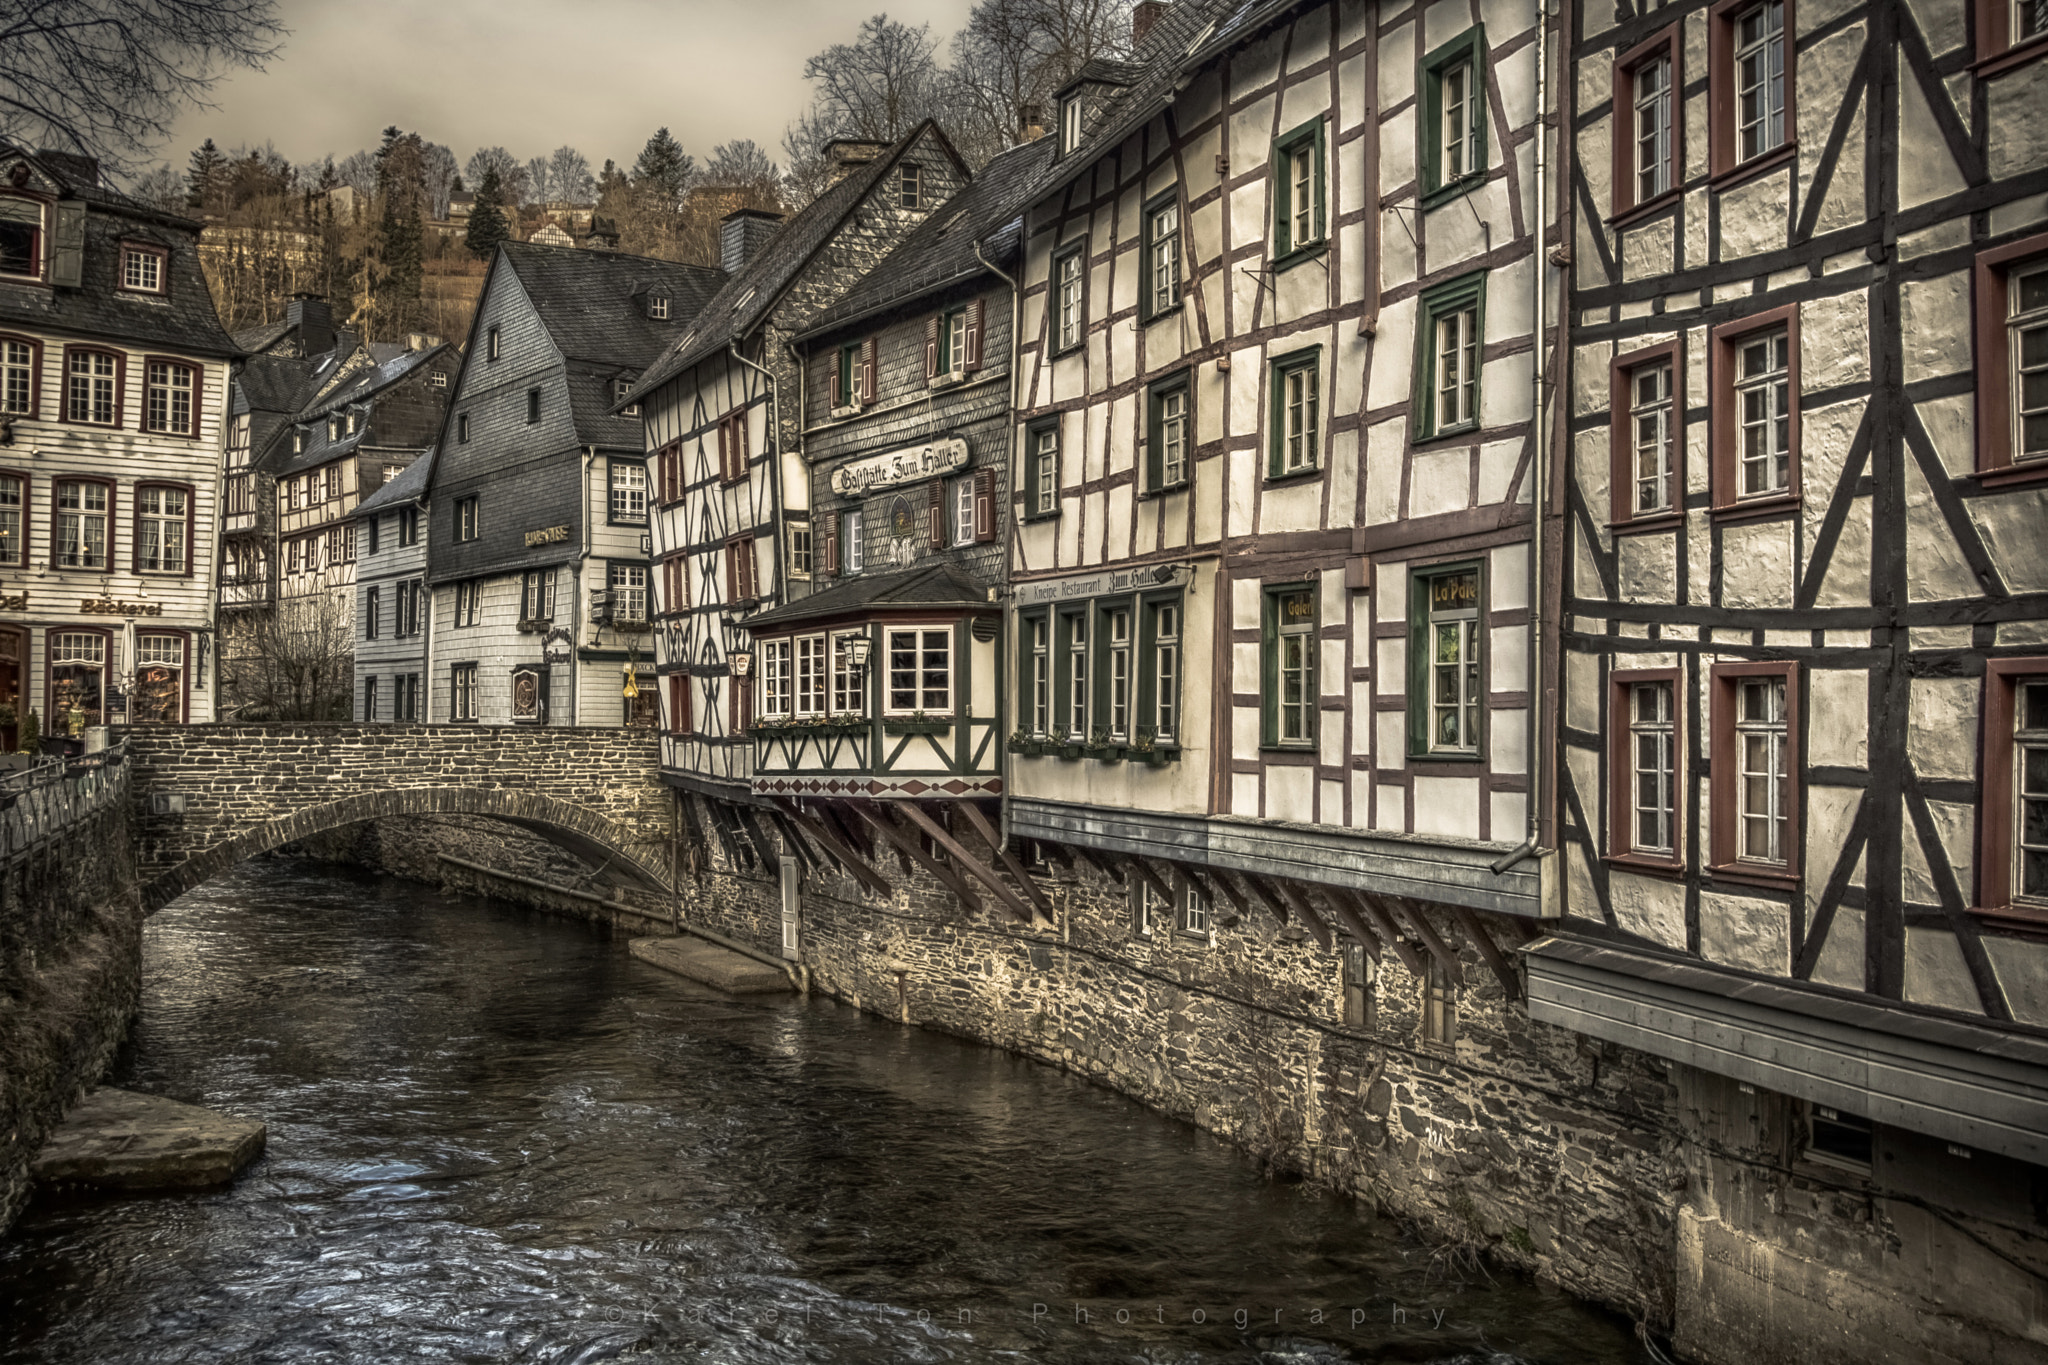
1071,844,1123,886
1208,868,1255,921
1318,888,1383,963
1374,892,1464,986
1451,904,1522,1001
1126,855,1177,907
1035,839,1074,872
1237,870,1294,928
734,803,782,873
818,802,872,861
1274,880,1334,951
767,809,818,877
783,803,893,898
888,800,1036,923
851,804,983,914
1171,862,1225,920
1348,890,1428,978
952,801,1054,923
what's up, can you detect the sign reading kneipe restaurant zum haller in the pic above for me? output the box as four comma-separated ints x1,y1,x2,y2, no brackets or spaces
830,436,969,498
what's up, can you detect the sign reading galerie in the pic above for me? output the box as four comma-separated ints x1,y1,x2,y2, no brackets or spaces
829,435,969,497
524,524,572,547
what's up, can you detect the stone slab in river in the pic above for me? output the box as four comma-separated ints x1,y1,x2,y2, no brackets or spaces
32,1088,266,1191
630,936,794,994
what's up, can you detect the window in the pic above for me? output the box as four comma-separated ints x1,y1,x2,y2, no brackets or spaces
614,376,641,417
1053,243,1085,353
831,632,867,715
1421,28,1488,205
1264,586,1318,749
1422,959,1457,1047
363,675,379,723
899,163,922,209
398,507,419,546
1179,878,1211,937
2,337,36,416
0,196,42,278
396,673,421,722
365,586,382,641
0,472,21,567
760,639,793,718
135,485,187,573
326,416,338,443
1148,599,1180,744
65,349,118,425
1102,605,1132,741
143,360,195,435
1027,423,1060,517
1709,662,1799,879
1063,610,1089,739
1609,670,1682,868
945,308,967,376
366,517,381,556
131,634,184,723
610,460,647,523
2012,261,2048,465
1060,95,1083,154
1710,0,1795,181
887,629,951,714
325,465,342,502
48,631,107,728
782,520,811,579
399,580,424,637
1613,26,1683,219
611,563,648,622
1976,0,2048,64
487,326,501,360
454,579,481,627
648,295,670,320
526,387,541,424
1269,350,1321,476
294,428,306,453
1803,1102,1874,1172
1024,613,1050,736
432,370,447,388
794,635,827,716
1147,373,1191,492
951,476,975,546
1976,237,2048,480
1342,945,1374,1028
668,674,693,735
1710,306,1800,512
1610,344,1682,524
1133,876,1165,937
840,509,863,575
1980,661,2048,924
119,245,164,293
1406,564,1482,758
457,412,471,443
833,343,861,409
718,410,749,483
451,663,477,721
726,535,759,600
1413,271,1486,441
54,479,108,569
1142,192,1180,318
520,568,557,622
457,495,479,541
1272,118,1327,260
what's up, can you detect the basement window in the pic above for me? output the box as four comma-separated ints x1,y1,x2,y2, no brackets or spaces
1802,1101,1873,1172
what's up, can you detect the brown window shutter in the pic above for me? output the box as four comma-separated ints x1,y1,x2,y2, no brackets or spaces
860,337,877,404
965,298,985,371
830,356,843,408
822,519,839,577
716,421,730,481
924,315,940,380
974,467,995,541
928,478,944,547
723,540,736,599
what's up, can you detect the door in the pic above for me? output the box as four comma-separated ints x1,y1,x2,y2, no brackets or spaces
778,855,801,960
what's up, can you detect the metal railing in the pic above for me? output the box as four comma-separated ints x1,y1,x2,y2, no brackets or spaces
0,740,131,862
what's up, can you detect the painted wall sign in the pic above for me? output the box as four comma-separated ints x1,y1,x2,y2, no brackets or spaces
1012,566,1163,605
829,435,969,497
524,524,572,547
889,495,916,538
0,592,26,612
79,598,163,617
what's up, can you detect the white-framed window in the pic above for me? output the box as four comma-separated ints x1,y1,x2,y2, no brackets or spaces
613,376,640,416
1289,140,1316,246
365,586,381,640
457,495,479,541
953,476,975,545
887,628,951,714
1274,588,1316,747
1737,675,1788,864
1135,877,1166,936
55,479,107,568
0,472,21,566
1152,600,1179,743
451,663,477,721
1736,328,1792,497
610,461,647,522
454,579,481,626
1055,247,1084,352
66,350,117,425
1435,302,1479,432
610,562,648,622
1427,569,1481,754
1440,61,1478,181
1635,55,1673,201
1179,878,1211,936
1031,426,1060,515
1734,1,1786,164
143,360,194,435
1157,385,1189,488
521,568,557,621
831,631,867,715
1277,357,1319,475
943,307,967,377
382,464,403,485
1027,615,1050,736
1632,681,1677,855
1066,611,1089,739
795,634,827,716
1105,606,1131,741
899,163,922,209
1146,198,1179,315
431,370,447,388
648,295,669,320
788,521,812,578
2,338,33,415
1060,95,1083,154
1633,360,1675,513
2010,261,2048,464
136,485,186,573
760,638,793,718
842,509,864,574
121,247,163,293
1422,958,1457,1047
326,416,338,442
2017,678,2048,899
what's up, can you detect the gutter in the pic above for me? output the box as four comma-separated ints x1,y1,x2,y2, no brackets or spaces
975,235,1024,854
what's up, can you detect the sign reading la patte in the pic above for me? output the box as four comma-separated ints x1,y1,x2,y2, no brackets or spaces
830,436,969,498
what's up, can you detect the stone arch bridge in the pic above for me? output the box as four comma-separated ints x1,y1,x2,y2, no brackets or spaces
122,725,672,913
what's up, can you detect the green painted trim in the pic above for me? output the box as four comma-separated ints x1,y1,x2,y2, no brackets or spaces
1049,239,1087,357
1267,345,1325,479
1418,25,1490,209
1144,368,1192,493
1270,116,1328,262
1260,581,1319,751
1406,558,1486,761
1410,268,1490,442
1138,188,1184,324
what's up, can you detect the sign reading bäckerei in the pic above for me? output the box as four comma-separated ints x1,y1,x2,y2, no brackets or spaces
829,435,969,498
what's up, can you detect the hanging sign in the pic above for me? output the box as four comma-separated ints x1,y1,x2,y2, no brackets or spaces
829,435,969,497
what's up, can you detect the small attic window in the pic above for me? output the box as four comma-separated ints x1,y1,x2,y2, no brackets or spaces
293,429,306,454
614,376,641,417
899,164,922,210
1061,95,1084,154
326,416,338,442
648,294,670,320
431,370,447,388
346,412,359,435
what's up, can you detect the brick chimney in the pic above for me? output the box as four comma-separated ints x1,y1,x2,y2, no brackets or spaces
823,138,890,186
1133,1,1170,46
720,209,785,275
286,293,335,358
1018,103,1047,143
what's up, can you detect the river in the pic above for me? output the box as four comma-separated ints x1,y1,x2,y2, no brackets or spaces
0,860,1650,1364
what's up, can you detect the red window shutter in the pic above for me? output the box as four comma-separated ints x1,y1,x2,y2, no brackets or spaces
974,467,995,542
924,315,940,380
860,336,877,403
671,675,691,735
716,421,730,482
928,478,944,547
822,519,839,577
723,540,736,599
965,298,985,371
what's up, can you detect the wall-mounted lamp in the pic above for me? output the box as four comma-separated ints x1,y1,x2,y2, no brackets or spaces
847,635,872,673
729,650,752,678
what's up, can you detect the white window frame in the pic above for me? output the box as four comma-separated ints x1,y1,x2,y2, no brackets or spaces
136,485,187,573
788,521,812,578
1426,570,1482,755
760,638,793,719
55,479,108,569
3,338,34,415
1055,247,1084,352
1736,327,1792,498
1435,304,1479,432
953,476,975,545
2010,261,2048,465
1734,1,1787,164
144,360,194,435
842,509,865,574
610,562,648,622
1066,611,1089,739
886,627,952,716
1635,55,1673,201
1441,60,1478,181
1105,606,1131,742
1027,615,1050,737
67,350,116,425
1158,386,1189,489
831,631,867,716
795,633,827,716
1631,681,1678,856
1032,427,1060,515
1060,96,1083,154
1736,675,1789,864
1633,359,1675,513
121,247,163,293
2017,678,2048,900
1152,601,1179,744
610,461,648,522
1276,593,1316,747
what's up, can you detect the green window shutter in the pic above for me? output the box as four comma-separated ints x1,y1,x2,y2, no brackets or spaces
1313,120,1327,245
1136,598,1158,742
1145,386,1161,490
1406,571,1431,758
1267,361,1284,477
1260,590,1278,748
50,201,85,287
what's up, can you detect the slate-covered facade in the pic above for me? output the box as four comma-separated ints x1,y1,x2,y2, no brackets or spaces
428,241,723,727
0,145,238,740
349,447,433,722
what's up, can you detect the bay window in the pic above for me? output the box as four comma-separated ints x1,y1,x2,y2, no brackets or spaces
795,634,826,716
760,639,793,719
886,628,951,715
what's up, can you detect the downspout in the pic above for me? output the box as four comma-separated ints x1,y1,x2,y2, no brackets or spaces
1494,0,1554,878
783,336,811,601
577,443,595,727
421,494,435,722
976,238,1023,851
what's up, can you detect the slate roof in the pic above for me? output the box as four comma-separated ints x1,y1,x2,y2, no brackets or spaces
0,144,239,358
620,120,967,407
254,345,448,478
300,344,449,421
233,317,294,354
351,446,436,519
233,351,329,470
796,137,1054,344
499,240,725,366
745,562,990,630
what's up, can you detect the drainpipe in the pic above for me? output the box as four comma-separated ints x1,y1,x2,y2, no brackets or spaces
727,341,782,589
976,238,1022,851
783,336,812,601
577,443,595,727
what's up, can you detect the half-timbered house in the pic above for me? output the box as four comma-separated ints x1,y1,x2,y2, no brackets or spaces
428,241,722,727
0,146,238,739
1537,2,2048,1359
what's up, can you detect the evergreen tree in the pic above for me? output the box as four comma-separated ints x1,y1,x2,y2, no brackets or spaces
380,195,423,334
465,165,509,261
186,137,225,210
632,127,694,214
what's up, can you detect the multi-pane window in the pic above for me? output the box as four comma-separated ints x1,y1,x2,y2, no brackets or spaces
899,164,922,210
1055,246,1084,352
647,296,669,320
1422,959,1457,1047
611,563,648,621
1144,196,1180,317
1634,57,1673,201
1435,303,1480,432
457,496,479,541
1734,2,1786,164
788,521,812,577
1736,676,1789,864
451,663,477,721
365,586,381,641
840,509,864,574
1342,945,1374,1029
941,308,967,377
1272,119,1325,258
131,634,183,723
1633,360,1676,513
760,639,793,718
2024,0,2048,40
2017,680,2048,900
1632,682,1677,856
1409,567,1482,757
454,580,481,627
1151,601,1179,743
2011,262,2048,463
1441,61,1477,180
1060,95,1083,154
1422,30,1487,202
1272,354,1320,476
136,486,186,573
1736,329,1792,497
835,344,861,408
1269,588,1317,748
2,339,33,414
610,461,647,522
521,568,557,621
363,675,379,723
396,673,421,722
1027,615,1050,735
832,633,866,715
398,508,419,546
1104,606,1131,741
887,629,950,713
67,350,116,424
614,377,640,417
795,635,827,716
953,476,975,545
1066,612,1089,738
55,480,107,569
1134,877,1164,936
1180,879,1211,936
1150,378,1190,491
1030,426,1060,515
0,472,20,566
144,361,194,435
121,248,162,293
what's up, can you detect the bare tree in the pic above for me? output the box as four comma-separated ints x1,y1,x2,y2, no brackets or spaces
945,0,1134,165
125,163,186,212
336,149,377,198
545,145,593,205
800,14,945,140
465,146,528,208
0,0,284,175
218,589,356,722
420,141,458,218
522,153,551,206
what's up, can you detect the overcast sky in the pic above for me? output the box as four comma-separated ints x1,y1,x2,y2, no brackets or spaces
162,0,974,175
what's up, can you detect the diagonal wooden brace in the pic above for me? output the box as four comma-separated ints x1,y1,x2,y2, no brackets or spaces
1348,889,1428,978
888,800,1036,924
782,802,893,898
1275,880,1335,951
1451,904,1522,1000
952,801,1054,923
1317,888,1383,964
851,804,982,914
1376,892,1464,986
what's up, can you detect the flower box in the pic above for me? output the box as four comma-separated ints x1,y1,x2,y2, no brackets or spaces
883,717,951,736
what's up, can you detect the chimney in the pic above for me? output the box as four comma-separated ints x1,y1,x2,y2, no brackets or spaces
407,332,443,352
286,293,335,358
823,138,890,186
1018,103,1047,143
1133,1,1170,46
720,208,785,275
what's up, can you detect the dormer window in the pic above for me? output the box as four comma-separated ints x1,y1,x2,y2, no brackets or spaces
327,416,338,442
648,294,670,320
346,412,359,435
294,429,306,453
614,376,641,417
119,245,166,294
0,196,42,279
1060,96,1084,154
431,370,447,388
899,164,922,210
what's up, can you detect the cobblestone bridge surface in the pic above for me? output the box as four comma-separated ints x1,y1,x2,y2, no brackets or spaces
121,726,671,913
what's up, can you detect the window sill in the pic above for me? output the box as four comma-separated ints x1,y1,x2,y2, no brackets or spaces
1605,853,1687,881
1139,301,1184,326
1709,143,1798,194
1609,510,1686,534
1136,480,1190,501
1406,752,1484,769
1973,34,2048,78
1705,864,1799,893
1271,241,1328,274
1419,176,1485,212
1021,509,1062,524
828,404,862,421
1971,461,2048,490
883,717,953,735
1048,342,1085,361
1263,463,1322,485
1969,902,2048,936
1607,188,1685,230
1709,493,1801,525
1412,420,1481,447
927,373,970,391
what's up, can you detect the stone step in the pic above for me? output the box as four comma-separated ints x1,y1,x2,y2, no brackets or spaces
629,936,795,995
32,1088,266,1192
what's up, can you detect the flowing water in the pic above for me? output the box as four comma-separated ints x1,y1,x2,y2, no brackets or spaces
0,861,1650,1364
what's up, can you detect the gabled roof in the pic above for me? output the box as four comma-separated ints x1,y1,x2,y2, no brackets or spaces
233,317,295,354
744,562,991,630
351,446,435,519
620,120,969,406
300,344,449,421
1055,57,1148,97
497,240,725,366
797,137,1054,344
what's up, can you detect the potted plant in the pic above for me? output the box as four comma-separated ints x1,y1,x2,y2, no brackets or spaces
1007,727,1043,756
1132,727,1175,766
884,710,950,736
1085,725,1124,760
